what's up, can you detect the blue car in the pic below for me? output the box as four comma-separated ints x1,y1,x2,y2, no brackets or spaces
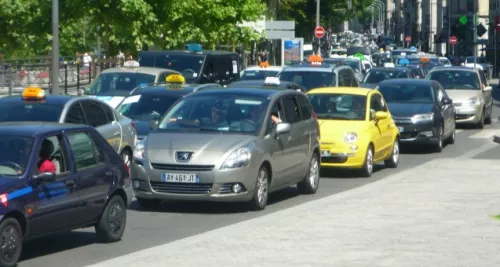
0,122,130,267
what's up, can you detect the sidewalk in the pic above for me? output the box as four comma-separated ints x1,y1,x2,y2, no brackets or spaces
86,158,500,267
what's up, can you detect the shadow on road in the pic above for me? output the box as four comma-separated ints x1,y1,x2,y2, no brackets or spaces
320,164,384,178
129,187,300,214
20,231,96,262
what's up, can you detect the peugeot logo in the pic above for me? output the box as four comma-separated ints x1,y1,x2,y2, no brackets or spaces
175,151,193,162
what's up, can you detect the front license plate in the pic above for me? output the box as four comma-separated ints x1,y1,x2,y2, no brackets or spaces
321,150,331,157
161,173,199,183
398,127,404,133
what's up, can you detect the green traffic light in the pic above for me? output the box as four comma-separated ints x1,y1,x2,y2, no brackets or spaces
459,15,467,25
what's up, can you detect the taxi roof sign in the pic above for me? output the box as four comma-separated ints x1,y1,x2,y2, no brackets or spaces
308,55,323,65
22,87,45,100
165,74,186,84
398,58,410,65
353,53,365,60
264,77,280,86
420,57,430,63
259,61,270,68
186,43,202,52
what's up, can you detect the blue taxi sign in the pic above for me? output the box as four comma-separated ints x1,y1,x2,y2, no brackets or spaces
409,46,417,51
186,43,202,52
398,58,410,65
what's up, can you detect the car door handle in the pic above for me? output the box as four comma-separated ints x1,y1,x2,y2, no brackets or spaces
105,171,113,177
66,180,75,187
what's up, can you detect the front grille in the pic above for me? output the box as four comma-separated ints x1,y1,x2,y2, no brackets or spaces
150,182,213,194
138,181,147,191
400,132,419,139
456,114,472,120
218,183,233,194
150,163,214,172
322,157,348,163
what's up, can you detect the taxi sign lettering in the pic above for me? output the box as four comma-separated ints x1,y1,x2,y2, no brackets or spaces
166,74,186,84
22,87,45,100
264,77,280,86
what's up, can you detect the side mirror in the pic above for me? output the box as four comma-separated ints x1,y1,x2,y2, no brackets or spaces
375,111,388,120
149,119,159,129
484,86,493,92
275,123,292,134
77,87,86,96
34,172,56,182
441,98,453,105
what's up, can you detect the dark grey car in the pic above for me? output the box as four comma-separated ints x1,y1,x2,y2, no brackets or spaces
132,88,321,211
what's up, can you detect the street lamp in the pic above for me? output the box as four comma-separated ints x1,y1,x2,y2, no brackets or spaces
370,2,384,34
51,0,59,94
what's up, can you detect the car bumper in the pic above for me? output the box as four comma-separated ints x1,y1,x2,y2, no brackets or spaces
397,122,440,145
454,106,482,124
131,159,255,202
319,143,366,168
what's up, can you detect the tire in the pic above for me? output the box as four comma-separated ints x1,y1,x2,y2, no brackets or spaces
297,154,320,194
433,125,444,153
136,197,160,209
476,110,485,129
384,139,400,168
95,195,127,243
360,145,374,177
0,218,22,267
485,105,493,125
120,149,132,170
248,166,269,211
447,124,456,145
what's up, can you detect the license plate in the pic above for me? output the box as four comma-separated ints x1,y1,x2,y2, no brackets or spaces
398,127,404,133
321,150,331,157
161,173,199,183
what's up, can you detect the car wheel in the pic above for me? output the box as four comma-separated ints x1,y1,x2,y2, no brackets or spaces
0,218,22,267
297,153,320,194
447,125,456,145
384,139,399,168
433,125,444,153
120,149,132,170
476,110,485,129
136,197,160,209
485,105,493,125
248,166,269,211
96,195,127,243
360,145,374,177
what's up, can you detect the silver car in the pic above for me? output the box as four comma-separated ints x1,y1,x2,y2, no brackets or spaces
427,66,493,128
132,88,321,210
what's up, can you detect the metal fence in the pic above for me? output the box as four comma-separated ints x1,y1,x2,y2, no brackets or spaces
0,58,124,96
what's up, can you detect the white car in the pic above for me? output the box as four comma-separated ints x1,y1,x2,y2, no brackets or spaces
239,66,282,81
439,57,452,67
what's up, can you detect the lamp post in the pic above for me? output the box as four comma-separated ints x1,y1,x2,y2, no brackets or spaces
375,0,386,34
370,2,384,34
316,0,320,27
51,0,59,94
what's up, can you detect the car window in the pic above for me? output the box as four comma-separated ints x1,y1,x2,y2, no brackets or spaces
370,94,385,115
0,136,34,176
479,71,487,87
116,94,180,121
427,70,481,90
363,70,406,83
67,132,105,170
307,93,367,121
279,71,336,90
296,94,313,120
337,70,346,86
101,103,115,121
282,97,301,123
87,72,156,95
378,83,435,104
240,70,279,81
65,103,87,124
37,135,68,175
81,100,110,127
148,54,204,83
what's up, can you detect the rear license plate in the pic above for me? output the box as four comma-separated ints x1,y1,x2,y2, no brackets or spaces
398,127,404,133
161,173,199,183
321,150,331,157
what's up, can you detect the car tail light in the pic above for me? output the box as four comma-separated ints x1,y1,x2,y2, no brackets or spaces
131,121,136,129
124,163,130,175
312,112,318,120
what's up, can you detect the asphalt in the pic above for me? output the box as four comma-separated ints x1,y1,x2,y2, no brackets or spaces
17,80,500,267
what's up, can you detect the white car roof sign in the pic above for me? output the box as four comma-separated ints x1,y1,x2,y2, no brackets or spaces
264,77,280,86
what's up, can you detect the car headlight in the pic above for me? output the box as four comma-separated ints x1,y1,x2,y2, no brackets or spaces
133,138,146,159
411,113,434,123
464,96,480,107
344,132,358,143
220,147,252,170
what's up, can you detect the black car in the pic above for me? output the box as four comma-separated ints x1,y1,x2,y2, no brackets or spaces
115,83,220,140
0,122,130,267
227,80,306,92
377,79,456,152
361,67,414,88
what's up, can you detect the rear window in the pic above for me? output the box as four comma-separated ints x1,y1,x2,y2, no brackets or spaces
363,70,408,83
427,70,480,90
240,70,279,81
87,72,156,95
279,71,335,90
0,102,62,122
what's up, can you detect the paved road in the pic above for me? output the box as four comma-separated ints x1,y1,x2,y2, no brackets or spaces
18,81,500,267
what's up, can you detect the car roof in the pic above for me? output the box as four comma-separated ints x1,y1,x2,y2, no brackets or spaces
101,67,178,75
130,86,196,96
186,87,296,98
243,66,283,71
307,87,374,96
369,67,409,71
379,78,434,85
282,63,336,72
0,94,79,105
227,80,305,91
0,122,92,137
429,66,478,72
139,50,238,56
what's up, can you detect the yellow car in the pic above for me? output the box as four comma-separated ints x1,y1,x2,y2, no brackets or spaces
306,87,400,177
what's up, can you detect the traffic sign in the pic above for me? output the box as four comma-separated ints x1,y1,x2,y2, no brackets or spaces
405,36,411,42
449,36,457,45
314,26,325,38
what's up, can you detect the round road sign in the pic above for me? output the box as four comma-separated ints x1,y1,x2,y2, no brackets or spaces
314,26,325,38
450,36,457,45
405,36,411,42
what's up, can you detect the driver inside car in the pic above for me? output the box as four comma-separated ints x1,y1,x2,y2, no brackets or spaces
38,139,56,173
9,138,32,174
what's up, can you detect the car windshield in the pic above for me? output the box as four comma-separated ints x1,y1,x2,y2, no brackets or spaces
279,71,335,90
378,83,435,103
307,93,367,121
88,72,156,95
0,136,34,176
158,94,269,134
439,58,450,65
427,70,480,90
345,61,360,71
466,56,488,64
363,70,408,84
240,70,279,81
0,102,62,122
409,67,423,77
146,54,203,82
116,94,180,121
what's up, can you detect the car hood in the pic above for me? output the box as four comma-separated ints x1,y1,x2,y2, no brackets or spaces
319,120,368,141
387,103,434,117
444,90,481,103
145,132,257,164
90,96,125,108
